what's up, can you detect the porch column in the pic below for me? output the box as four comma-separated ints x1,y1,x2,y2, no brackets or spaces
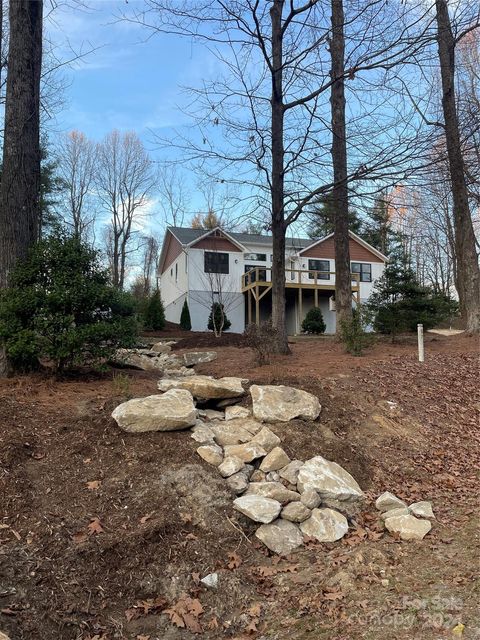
298,287,303,332
314,288,318,308
255,285,260,326
248,289,252,325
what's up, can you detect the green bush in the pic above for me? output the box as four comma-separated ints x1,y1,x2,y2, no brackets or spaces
207,302,231,336
0,233,137,373
180,299,192,331
339,307,373,356
143,289,165,331
301,307,326,334
365,254,457,340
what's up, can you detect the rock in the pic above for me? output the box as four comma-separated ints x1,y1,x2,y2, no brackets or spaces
223,442,267,463
409,501,434,519
300,488,321,509
198,409,225,421
384,514,432,541
255,519,303,555
225,405,251,420
200,573,218,589
0,631,11,640
158,375,247,400
197,444,223,466
164,366,196,377
151,341,173,353
279,460,304,485
224,417,263,435
218,456,244,478
183,351,217,367
233,495,281,524
249,426,281,453
296,456,363,501
259,446,290,472
250,470,266,483
226,470,250,494
300,508,349,542
266,471,280,482
380,507,410,521
111,390,197,433
113,348,170,371
375,491,407,512
250,384,321,423
281,501,311,523
190,423,215,444
246,481,301,504
210,422,255,446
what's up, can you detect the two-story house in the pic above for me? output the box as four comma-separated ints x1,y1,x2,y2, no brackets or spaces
157,226,387,334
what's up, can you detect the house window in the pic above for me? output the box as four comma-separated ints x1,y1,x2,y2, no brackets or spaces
175,263,178,282
244,252,267,261
308,259,330,280
204,251,229,274
351,262,372,282
245,265,267,282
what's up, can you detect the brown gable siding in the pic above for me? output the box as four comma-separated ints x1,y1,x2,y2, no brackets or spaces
191,231,242,252
302,236,384,263
160,232,183,274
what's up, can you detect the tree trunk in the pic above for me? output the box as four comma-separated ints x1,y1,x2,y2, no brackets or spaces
435,0,480,333
269,0,289,354
330,0,352,335
0,0,43,376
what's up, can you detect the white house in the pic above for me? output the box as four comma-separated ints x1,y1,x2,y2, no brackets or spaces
157,226,387,334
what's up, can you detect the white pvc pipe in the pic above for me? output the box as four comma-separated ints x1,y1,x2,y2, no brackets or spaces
417,323,424,362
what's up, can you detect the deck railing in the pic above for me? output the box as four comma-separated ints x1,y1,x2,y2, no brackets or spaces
241,267,360,291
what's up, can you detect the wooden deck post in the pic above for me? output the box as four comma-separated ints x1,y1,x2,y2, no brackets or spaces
255,285,260,326
314,288,318,308
247,288,252,325
298,287,303,333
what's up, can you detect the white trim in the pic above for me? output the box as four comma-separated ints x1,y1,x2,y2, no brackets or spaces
299,230,388,262
186,226,246,252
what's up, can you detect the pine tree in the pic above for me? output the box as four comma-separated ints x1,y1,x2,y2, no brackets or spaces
180,299,192,330
308,194,363,238
143,290,166,331
362,193,391,254
301,307,326,334
366,241,456,340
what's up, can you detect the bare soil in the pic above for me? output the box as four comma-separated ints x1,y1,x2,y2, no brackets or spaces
0,333,479,639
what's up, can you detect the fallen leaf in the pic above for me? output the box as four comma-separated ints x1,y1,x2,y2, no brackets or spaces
136,636,151,640
87,517,104,535
72,531,88,544
227,551,242,569
247,603,261,618
140,512,154,524
31,452,45,460
164,608,186,628
86,480,102,490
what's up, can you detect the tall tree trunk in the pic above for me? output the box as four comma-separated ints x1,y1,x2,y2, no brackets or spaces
330,0,352,335
270,0,289,353
0,0,43,376
435,0,480,333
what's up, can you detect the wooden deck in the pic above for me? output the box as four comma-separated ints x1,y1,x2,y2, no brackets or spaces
241,267,361,326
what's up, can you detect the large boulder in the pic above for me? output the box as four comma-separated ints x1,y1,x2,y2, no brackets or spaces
151,341,175,353
249,426,281,453
408,501,434,519
210,421,255,446
233,495,281,524
300,508,349,542
158,375,247,400
111,389,197,433
112,349,170,371
223,442,267,463
384,514,431,541
281,501,311,523
225,405,251,421
183,351,217,367
279,460,304,485
259,446,290,472
196,444,223,466
255,519,303,555
250,384,321,423
296,456,363,501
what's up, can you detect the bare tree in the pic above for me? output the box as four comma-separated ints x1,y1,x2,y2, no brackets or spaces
96,130,156,289
157,165,189,228
56,130,97,241
435,0,480,332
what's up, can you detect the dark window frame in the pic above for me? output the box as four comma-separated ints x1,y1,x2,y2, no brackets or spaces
204,251,229,274
308,259,330,280
351,262,372,282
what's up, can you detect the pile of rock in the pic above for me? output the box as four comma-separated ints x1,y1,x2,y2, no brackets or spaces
375,491,433,541
111,365,434,554
111,346,217,376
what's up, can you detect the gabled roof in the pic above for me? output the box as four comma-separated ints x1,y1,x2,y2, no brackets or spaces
298,230,388,262
167,226,311,251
